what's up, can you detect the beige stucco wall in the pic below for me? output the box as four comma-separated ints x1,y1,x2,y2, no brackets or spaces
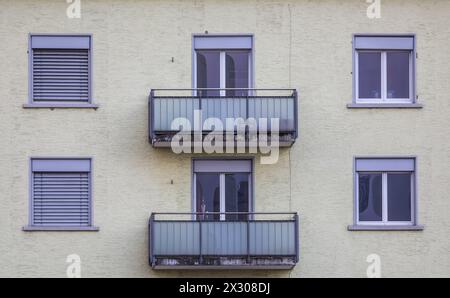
1,0,450,277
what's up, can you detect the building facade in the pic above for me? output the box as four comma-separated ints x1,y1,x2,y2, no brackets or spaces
1,0,450,277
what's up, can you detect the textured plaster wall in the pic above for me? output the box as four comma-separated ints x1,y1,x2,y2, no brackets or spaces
1,0,450,277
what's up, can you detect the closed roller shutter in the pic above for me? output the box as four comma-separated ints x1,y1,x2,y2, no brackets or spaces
32,49,89,102
32,172,90,226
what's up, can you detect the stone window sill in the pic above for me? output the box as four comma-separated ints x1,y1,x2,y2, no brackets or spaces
23,226,100,232
23,103,99,109
347,103,423,109
347,225,424,231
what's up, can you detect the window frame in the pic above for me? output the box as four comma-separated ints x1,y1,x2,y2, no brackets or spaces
23,157,98,232
356,171,415,226
352,157,420,229
352,34,417,106
25,33,98,109
191,158,254,221
192,34,254,97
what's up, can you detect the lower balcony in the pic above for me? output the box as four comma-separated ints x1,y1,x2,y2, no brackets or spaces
149,212,299,270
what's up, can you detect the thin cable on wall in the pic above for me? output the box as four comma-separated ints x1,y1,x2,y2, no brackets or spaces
288,3,293,89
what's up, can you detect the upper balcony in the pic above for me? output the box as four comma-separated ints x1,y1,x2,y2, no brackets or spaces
149,212,299,270
148,89,298,148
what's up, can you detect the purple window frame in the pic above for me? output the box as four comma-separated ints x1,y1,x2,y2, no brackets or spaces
25,34,98,109
23,157,99,232
349,34,422,109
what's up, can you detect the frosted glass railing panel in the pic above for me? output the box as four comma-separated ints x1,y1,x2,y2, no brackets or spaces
201,222,247,255
249,221,296,256
153,221,200,256
152,96,296,133
152,220,296,257
153,98,200,131
248,97,295,132
201,97,247,125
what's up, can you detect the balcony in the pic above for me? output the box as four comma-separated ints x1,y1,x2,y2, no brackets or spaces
148,89,298,148
149,212,299,269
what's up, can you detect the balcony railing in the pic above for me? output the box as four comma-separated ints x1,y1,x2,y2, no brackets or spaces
148,89,298,148
149,212,299,269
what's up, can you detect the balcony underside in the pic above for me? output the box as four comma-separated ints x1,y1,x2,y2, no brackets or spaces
152,256,297,270
150,132,296,148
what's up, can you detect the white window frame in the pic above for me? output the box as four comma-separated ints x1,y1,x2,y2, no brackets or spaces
356,171,415,226
355,50,413,104
193,50,252,96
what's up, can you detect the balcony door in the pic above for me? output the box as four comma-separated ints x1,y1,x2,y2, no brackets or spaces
193,160,252,221
193,35,253,97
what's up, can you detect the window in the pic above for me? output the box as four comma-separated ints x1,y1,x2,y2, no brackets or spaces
193,35,252,97
354,157,418,227
26,158,96,230
28,34,95,107
353,35,416,104
193,159,252,221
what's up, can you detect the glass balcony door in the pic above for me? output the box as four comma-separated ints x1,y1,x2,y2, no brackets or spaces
195,50,251,97
195,172,251,221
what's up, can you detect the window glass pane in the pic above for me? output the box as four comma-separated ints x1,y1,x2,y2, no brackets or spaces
358,173,382,221
388,173,412,221
225,173,249,220
226,51,249,96
196,51,220,97
358,52,381,99
196,173,220,220
387,52,410,99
